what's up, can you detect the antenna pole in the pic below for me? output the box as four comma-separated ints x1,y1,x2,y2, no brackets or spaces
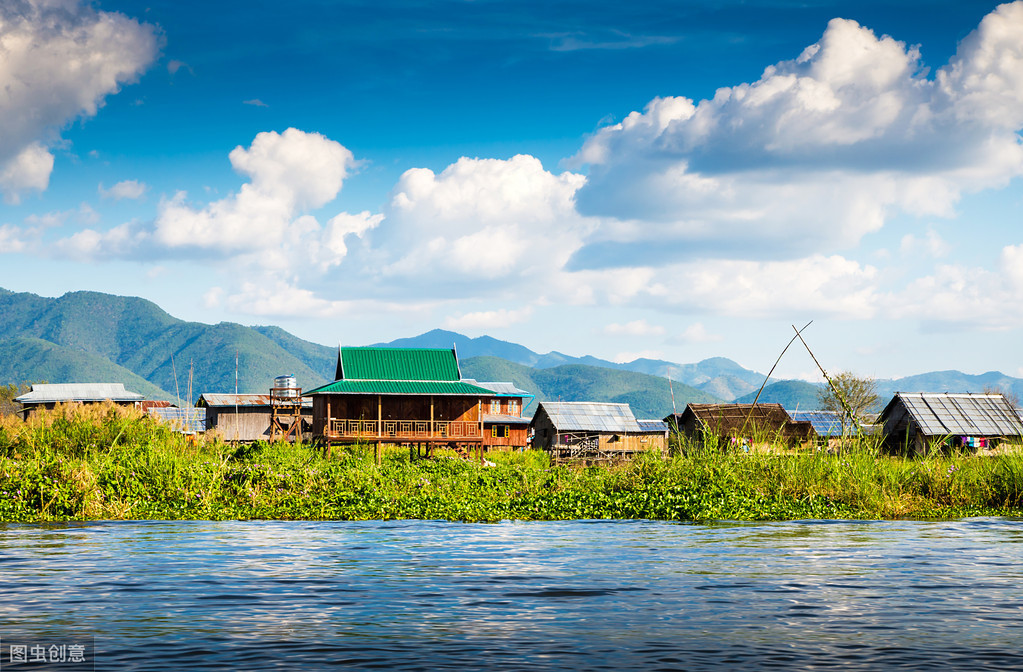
171,354,181,409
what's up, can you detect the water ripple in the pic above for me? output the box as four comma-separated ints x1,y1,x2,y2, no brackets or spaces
2,518,1023,670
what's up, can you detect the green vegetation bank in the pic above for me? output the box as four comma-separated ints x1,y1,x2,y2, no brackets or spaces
2,404,1023,523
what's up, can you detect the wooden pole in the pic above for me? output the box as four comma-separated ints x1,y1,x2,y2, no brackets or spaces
740,320,813,437
376,394,382,464
792,325,865,436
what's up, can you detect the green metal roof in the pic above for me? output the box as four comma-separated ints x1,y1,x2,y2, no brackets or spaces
337,347,460,382
305,380,494,396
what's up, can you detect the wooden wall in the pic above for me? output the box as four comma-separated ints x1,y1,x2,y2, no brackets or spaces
482,423,529,450
313,394,482,438
207,406,312,442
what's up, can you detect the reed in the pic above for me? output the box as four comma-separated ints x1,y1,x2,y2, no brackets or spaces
2,405,1022,522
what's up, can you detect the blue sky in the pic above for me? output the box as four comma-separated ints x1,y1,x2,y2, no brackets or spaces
1,0,1022,381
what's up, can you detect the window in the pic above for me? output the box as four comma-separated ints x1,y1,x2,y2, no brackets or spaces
489,399,501,414
491,425,509,438
507,399,520,416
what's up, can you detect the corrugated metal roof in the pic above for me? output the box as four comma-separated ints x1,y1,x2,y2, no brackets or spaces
538,402,642,433
482,413,531,425
197,394,312,408
886,393,1023,437
339,347,460,382
637,419,668,433
15,383,144,404
148,407,207,433
463,380,529,396
305,380,494,396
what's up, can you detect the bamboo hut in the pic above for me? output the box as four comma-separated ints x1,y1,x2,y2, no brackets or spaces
666,403,814,448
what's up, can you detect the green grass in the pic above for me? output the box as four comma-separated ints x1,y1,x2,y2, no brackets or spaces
2,404,1023,523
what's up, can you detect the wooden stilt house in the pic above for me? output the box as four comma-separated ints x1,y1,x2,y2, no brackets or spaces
465,380,533,451
306,347,495,458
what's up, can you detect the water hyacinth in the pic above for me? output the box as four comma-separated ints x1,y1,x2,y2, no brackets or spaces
1,403,1023,522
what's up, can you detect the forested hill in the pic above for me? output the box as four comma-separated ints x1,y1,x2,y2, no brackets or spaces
0,288,333,400
1,287,1020,408
460,356,721,419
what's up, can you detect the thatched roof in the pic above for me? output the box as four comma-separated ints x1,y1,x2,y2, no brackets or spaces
668,403,814,442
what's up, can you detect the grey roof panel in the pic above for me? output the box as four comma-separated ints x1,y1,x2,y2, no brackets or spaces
462,380,529,396
790,410,854,437
15,383,144,404
637,420,668,433
540,402,641,433
148,407,207,433
895,393,1023,437
198,394,312,408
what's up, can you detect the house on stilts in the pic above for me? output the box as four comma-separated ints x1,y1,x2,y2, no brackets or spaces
305,347,497,459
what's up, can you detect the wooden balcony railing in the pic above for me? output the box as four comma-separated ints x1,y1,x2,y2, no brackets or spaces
328,419,481,440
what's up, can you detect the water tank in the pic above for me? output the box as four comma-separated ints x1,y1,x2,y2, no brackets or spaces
274,375,297,397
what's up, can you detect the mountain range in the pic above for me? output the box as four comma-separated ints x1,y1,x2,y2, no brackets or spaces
0,287,1020,418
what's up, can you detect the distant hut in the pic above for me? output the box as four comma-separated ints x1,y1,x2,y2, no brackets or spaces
666,403,814,448
465,380,534,451
530,401,667,464
197,393,312,442
878,392,1023,454
14,383,144,420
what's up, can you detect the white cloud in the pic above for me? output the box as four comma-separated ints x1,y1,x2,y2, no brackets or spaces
153,128,357,251
899,228,951,258
0,0,159,201
889,243,1023,329
603,320,666,336
570,3,1023,264
313,211,384,272
167,60,193,76
0,143,54,202
680,323,723,343
203,286,223,308
443,307,534,331
0,224,31,253
613,350,665,364
100,180,148,200
380,155,592,283
221,281,352,318
566,255,880,319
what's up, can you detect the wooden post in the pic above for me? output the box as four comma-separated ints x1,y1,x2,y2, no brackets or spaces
377,395,382,465
430,396,434,438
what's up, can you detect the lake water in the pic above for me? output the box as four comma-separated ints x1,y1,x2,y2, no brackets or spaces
3,518,1023,670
